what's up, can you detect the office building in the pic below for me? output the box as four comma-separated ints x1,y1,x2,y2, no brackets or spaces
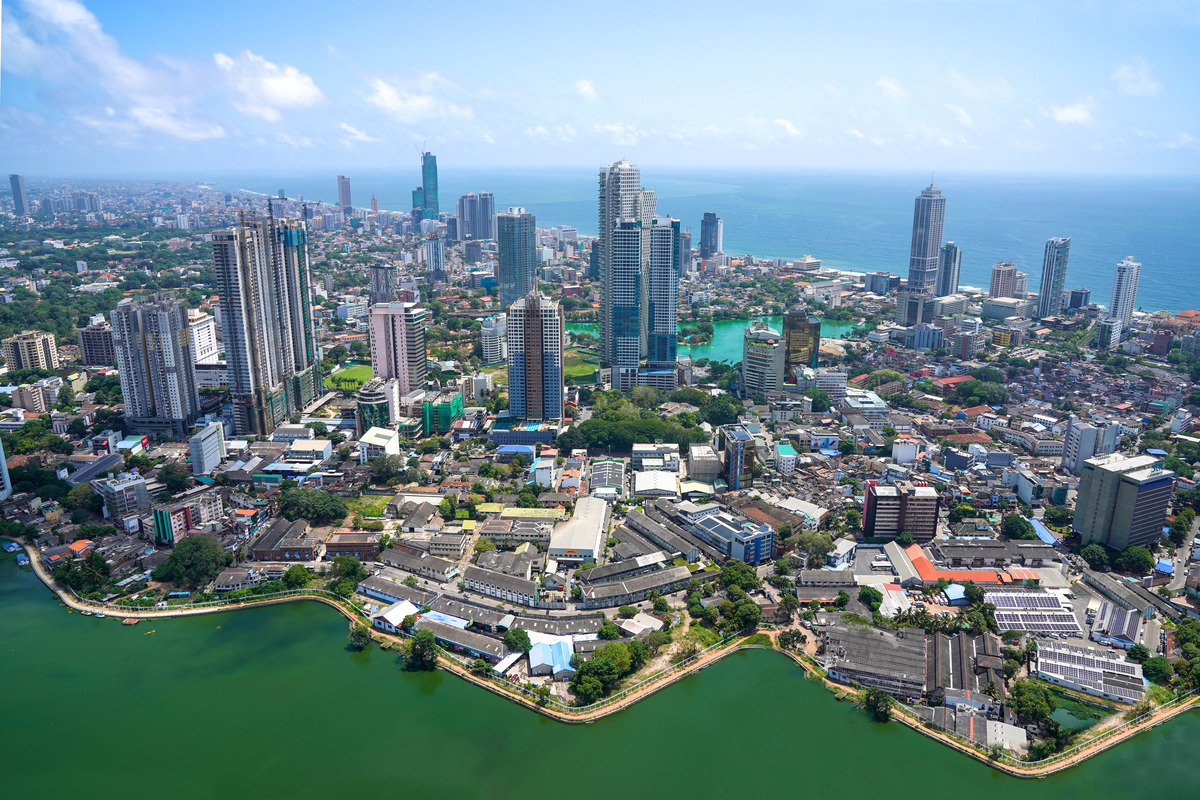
722,424,755,491
412,152,438,221
1074,453,1174,551
646,215,680,374
1036,237,1071,318
110,294,200,438
989,262,1019,298
1110,257,1141,335
3,330,58,371
189,421,226,476
213,211,322,437
92,472,151,520
76,321,116,366
423,237,446,283
741,321,786,396
699,211,723,260
1068,288,1092,310
456,191,496,241
497,207,537,309
355,378,399,434
369,302,427,394
907,184,946,293
896,292,935,327
151,486,223,546
905,323,944,352
691,512,775,566
863,480,940,542
369,262,396,303
506,292,564,421
188,308,219,365
936,242,962,297
1095,317,1122,351
1061,416,1119,474
598,159,655,371
866,272,900,295
678,228,692,276
337,174,352,215
9,174,31,216
783,311,821,371
481,313,507,364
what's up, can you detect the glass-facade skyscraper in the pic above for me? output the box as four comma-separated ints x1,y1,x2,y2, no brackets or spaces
9,174,30,217
412,152,439,221
456,191,496,241
1036,237,1071,318
646,216,680,370
497,207,537,310
937,241,962,297
337,174,352,215
782,311,821,371
699,212,722,260
906,184,946,293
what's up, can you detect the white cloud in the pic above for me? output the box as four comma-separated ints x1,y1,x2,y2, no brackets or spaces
875,78,907,99
575,78,598,101
524,124,577,142
277,132,314,148
213,50,323,121
1162,133,1195,150
366,78,473,122
948,69,1013,102
775,118,801,137
1112,57,1161,97
946,102,973,127
1043,97,1096,125
846,128,886,146
338,122,377,142
595,122,643,145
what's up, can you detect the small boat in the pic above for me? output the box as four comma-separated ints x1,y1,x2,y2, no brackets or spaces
144,630,156,636
95,614,106,619
81,611,92,616
122,618,139,626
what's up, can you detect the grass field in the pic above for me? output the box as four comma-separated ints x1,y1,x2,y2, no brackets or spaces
564,347,596,384
325,363,373,391
344,494,390,518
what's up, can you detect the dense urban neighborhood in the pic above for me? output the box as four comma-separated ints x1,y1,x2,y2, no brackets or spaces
4,164,1200,767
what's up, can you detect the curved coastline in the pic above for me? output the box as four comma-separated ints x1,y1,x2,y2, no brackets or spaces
7,535,1195,777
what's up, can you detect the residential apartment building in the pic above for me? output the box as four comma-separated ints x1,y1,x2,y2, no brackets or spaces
506,292,564,421
3,330,58,370
111,294,200,438
863,480,940,542
369,302,427,394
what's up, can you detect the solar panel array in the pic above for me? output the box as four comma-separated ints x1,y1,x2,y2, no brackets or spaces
1039,643,1140,677
993,610,1083,635
985,590,1060,610
1037,643,1144,703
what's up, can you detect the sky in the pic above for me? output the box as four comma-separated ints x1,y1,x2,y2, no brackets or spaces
2,0,1198,177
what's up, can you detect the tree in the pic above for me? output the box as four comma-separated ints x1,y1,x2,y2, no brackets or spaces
157,462,190,494
1141,656,1173,685
720,559,760,591
1001,514,1036,541
895,531,915,546
370,453,406,483
502,627,532,652
1126,644,1151,664
1007,679,1056,722
598,622,621,640
804,388,831,412
66,482,101,511
1079,543,1111,571
858,586,883,613
1116,546,1155,575
861,687,893,722
835,590,850,609
618,605,639,619
844,508,861,530
152,534,229,588
473,537,496,554
948,504,977,525
347,622,372,652
405,629,440,670
283,564,310,589
1043,506,1074,526
279,487,347,523
652,596,671,614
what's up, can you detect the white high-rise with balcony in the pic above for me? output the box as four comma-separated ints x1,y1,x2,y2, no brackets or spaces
369,302,427,394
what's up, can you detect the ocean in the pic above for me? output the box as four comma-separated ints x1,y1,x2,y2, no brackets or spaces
209,169,1200,314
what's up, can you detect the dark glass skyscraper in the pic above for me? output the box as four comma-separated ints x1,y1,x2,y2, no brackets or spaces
337,174,352,216
1037,237,1071,318
906,184,945,293
497,207,537,310
456,191,496,241
936,241,961,297
9,174,30,216
699,211,722,260
782,311,821,371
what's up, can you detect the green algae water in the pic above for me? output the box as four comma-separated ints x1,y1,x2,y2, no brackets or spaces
2,556,1195,800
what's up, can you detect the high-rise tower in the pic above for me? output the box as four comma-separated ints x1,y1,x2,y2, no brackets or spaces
369,302,427,394
699,212,723,260
1110,256,1141,334
412,152,439,221
598,160,655,371
646,216,680,373
906,184,946,293
369,262,396,303
456,192,496,241
497,207,537,309
989,261,1019,299
9,174,30,216
506,292,564,421
337,175,352,216
783,311,821,371
936,242,961,297
213,211,322,436
1036,237,1071,318
110,294,200,438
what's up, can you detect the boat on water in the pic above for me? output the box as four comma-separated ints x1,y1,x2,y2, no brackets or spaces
16,553,30,566
144,630,156,636
95,614,106,619
81,611,92,616
122,618,139,626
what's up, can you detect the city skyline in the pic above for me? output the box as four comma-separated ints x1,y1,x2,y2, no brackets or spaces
2,1,1196,176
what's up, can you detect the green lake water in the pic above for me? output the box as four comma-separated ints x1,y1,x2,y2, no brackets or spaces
565,317,857,364
2,555,1195,800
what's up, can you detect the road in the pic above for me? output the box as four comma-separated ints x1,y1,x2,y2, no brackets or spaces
1167,516,1197,592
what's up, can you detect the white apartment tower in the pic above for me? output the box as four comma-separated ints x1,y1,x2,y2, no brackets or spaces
110,294,200,438
369,302,427,394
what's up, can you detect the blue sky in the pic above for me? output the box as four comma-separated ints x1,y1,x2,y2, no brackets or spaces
2,0,1198,176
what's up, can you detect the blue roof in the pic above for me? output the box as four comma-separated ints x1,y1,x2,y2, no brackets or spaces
1155,559,1174,574
1146,448,1169,456
529,640,575,674
1027,516,1059,545
497,444,536,454
943,584,968,601
422,611,469,629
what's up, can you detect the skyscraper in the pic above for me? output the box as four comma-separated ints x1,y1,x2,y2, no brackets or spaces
368,302,427,394
936,242,962,297
337,175,352,216
699,212,723,260
9,174,30,216
646,216,680,373
110,294,200,438
497,207,537,309
1036,237,1071,319
2,330,59,370
456,191,497,241
783,311,821,371
906,184,946,293
598,160,655,371
989,261,1019,298
506,292,564,421
679,228,693,277
412,152,439,221
370,262,396,303
1110,256,1141,334
742,321,786,396
1074,453,1174,550
423,238,446,283
214,211,322,436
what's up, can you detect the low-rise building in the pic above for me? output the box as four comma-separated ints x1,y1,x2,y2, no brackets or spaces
577,565,694,609
378,548,457,582
823,625,927,701
250,518,324,562
548,496,609,563
462,564,539,606
1035,640,1145,703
